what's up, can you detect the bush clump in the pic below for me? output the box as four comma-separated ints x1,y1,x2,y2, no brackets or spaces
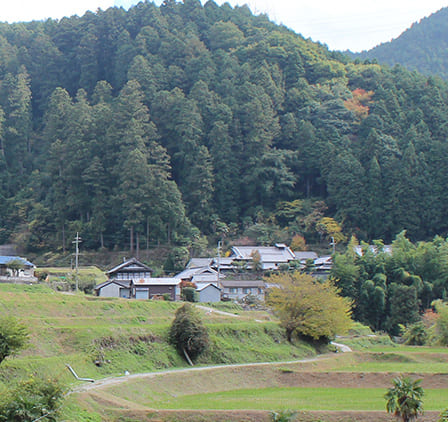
169,304,209,363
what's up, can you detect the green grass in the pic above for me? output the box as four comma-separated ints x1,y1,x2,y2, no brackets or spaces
39,265,107,280
334,361,448,373
0,283,313,385
147,387,448,411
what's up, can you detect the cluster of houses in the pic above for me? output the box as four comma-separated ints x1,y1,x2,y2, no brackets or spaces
94,244,334,303
0,243,336,303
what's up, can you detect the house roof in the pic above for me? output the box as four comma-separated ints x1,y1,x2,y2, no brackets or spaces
231,245,295,263
106,257,153,275
195,282,221,291
132,277,181,286
175,266,217,280
314,256,332,265
187,258,213,269
211,257,235,266
293,251,318,261
94,279,131,290
0,256,34,267
220,279,264,288
192,273,223,283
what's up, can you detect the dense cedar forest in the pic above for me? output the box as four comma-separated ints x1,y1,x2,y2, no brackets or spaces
1,0,448,253
350,7,448,80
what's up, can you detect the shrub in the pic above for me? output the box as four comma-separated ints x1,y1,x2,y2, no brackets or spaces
270,409,297,422
0,376,65,421
0,316,29,365
401,321,428,345
432,300,448,345
182,286,198,302
169,304,209,362
439,409,448,422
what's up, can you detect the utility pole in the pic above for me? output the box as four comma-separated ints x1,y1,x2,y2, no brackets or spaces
72,232,82,291
217,240,221,289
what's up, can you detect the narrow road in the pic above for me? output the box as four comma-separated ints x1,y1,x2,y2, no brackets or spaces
72,346,351,394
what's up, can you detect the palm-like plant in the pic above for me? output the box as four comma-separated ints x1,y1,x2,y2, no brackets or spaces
385,376,424,422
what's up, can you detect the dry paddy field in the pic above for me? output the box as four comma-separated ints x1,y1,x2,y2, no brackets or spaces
71,348,448,422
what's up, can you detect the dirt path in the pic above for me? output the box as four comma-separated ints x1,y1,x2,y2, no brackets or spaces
195,304,240,317
73,355,329,393
331,341,352,352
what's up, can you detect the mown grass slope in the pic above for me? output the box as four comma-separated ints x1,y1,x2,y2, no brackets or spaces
0,283,314,390
69,346,448,421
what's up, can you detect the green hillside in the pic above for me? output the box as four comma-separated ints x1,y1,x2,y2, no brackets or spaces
0,1,447,253
0,284,314,389
350,7,448,80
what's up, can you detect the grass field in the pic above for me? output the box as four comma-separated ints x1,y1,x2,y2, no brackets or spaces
0,283,314,387
146,387,448,411
69,342,448,420
2,283,448,421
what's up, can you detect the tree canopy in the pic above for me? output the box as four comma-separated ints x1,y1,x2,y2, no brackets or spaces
331,233,448,336
0,2,446,251
266,271,352,343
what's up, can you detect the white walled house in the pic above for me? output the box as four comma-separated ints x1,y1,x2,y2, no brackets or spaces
220,280,265,301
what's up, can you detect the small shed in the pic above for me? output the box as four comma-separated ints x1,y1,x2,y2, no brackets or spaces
195,282,221,303
94,280,131,298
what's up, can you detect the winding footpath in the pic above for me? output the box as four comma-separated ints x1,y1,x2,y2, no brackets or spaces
72,305,352,394
73,342,352,393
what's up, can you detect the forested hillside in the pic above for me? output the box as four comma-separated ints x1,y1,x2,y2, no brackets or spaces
350,7,448,80
1,0,448,252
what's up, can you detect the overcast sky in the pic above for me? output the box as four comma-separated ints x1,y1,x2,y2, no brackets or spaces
1,0,447,52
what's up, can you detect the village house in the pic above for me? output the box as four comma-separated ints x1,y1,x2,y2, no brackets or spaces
354,244,392,256
293,251,319,265
131,278,181,301
175,266,220,284
220,279,265,302
0,256,36,279
95,257,181,300
106,257,153,280
227,244,297,271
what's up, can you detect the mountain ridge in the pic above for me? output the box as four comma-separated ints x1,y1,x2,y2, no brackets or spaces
347,7,448,79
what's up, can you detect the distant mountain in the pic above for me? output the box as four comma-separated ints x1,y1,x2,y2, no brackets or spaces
348,7,448,79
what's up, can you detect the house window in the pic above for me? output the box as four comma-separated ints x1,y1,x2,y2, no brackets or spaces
243,288,251,294
229,288,238,293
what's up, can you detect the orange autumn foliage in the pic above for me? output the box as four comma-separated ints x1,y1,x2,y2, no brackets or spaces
344,88,374,121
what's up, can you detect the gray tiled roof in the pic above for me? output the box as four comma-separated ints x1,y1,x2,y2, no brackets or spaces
220,279,264,288
106,257,153,275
